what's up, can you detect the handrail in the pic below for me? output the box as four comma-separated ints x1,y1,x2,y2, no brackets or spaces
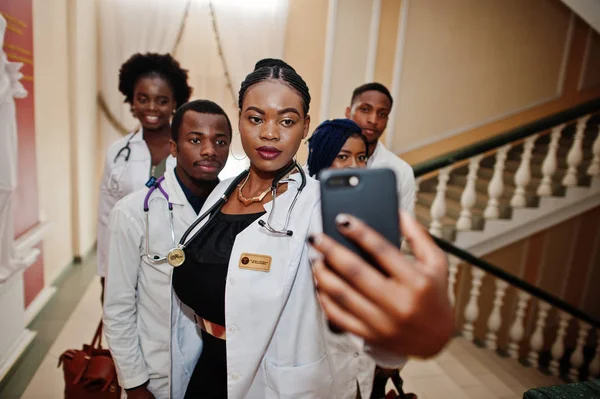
434,236,600,329
413,97,600,177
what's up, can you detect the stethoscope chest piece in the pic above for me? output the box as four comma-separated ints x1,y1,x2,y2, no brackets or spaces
167,247,185,267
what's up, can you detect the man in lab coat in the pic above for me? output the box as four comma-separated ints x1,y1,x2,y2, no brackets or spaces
103,100,232,399
345,83,416,215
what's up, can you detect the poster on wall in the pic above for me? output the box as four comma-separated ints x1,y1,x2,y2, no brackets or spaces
0,0,43,306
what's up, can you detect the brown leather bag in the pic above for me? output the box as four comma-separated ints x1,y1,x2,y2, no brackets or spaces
58,320,121,398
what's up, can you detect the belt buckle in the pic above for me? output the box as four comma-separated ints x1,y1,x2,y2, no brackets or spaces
194,314,227,340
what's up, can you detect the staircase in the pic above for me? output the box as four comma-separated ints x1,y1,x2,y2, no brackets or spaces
405,99,600,392
415,115,600,250
399,337,563,399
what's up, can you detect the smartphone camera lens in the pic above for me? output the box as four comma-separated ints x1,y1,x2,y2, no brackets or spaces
349,176,359,187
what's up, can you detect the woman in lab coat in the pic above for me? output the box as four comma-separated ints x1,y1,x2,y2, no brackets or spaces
172,59,454,398
103,100,233,398
97,53,192,283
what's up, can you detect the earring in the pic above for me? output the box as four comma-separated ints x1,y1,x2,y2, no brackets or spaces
230,132,247,161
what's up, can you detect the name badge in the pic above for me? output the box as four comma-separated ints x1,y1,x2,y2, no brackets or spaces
239,253,272,272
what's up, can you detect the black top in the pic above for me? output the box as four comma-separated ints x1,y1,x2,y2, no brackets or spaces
174,168,208,215
172,210,265,398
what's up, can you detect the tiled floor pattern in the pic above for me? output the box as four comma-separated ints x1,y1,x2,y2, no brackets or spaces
3,255,564,398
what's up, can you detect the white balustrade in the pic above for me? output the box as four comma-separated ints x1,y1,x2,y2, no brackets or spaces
448,256,460,307
588,126,600,176
537,126,564,196
508,291,531,359
463,267,486,342
511,135,539,207
549,311,572,376
528,301,552,368
429,166,452,237
456,155,483,231
485,279,509,350
484,145,511,219
569,320,592,381
562,116,590,187
589,331,600,378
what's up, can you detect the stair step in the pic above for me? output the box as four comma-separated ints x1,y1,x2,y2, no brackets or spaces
415,203,456,241
451,174,541,207
417,192,485,230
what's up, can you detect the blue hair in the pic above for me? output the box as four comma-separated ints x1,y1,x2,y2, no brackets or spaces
307,118,368,178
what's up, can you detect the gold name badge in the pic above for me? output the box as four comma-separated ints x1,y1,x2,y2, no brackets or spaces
239,253,272,272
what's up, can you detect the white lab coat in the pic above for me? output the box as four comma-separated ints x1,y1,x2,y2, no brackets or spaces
368,142,416,215
0,14,27,284
103,168,202,399
97,129,176,277
175,172,405,398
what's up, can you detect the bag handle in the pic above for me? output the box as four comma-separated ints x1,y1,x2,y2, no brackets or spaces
89,319,104,350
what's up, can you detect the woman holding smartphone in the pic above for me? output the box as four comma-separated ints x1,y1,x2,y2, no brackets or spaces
172,59,453,398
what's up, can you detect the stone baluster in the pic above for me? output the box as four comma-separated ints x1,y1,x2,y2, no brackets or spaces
508,291,531,359
447,256,460,307
589,331,600,379
569,320,592,381
562,116,590,187
456,155,483,231
511,134,539,207
587,125,600,176
484,145,511,219
528,301,552,368
537,126,564,196
463,267,486,342
485,279,509,350
429,166,452,237
549,311,572,376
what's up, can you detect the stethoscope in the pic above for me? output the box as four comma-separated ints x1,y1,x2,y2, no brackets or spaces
142,161,307,267
113,131,137,163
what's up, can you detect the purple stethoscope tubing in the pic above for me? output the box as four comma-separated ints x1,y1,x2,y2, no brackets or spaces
144,176,176,262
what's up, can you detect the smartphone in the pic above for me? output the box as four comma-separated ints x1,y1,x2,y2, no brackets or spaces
320,168,401,268
319,168,401,333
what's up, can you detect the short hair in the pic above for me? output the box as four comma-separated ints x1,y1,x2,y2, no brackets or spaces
238,58,310,115
118,53,192,108
350,82,393,108
171,100,232,142
307,118,369,178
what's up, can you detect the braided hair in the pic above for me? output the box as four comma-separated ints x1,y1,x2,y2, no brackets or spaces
119,53,192,108
238,58,310,115
307,119,369,178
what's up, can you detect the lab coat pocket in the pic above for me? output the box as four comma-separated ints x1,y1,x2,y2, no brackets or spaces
264,353,335,398
107,165,126,197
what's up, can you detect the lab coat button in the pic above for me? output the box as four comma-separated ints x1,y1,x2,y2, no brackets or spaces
229,325,238,333
354,352,359,358
228,277,235,285
229,372,240,381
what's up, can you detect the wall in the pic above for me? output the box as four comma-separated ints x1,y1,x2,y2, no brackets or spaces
279,0,600,166
32,0,73,284
283,0,329,163
67,0,98,260
33,0,98,285
395,1,600,164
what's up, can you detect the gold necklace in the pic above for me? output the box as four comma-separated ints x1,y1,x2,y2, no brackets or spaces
237,174,272,206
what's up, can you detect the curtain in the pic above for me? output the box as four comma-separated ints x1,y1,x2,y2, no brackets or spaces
98,0,190,149
175,0,289,179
